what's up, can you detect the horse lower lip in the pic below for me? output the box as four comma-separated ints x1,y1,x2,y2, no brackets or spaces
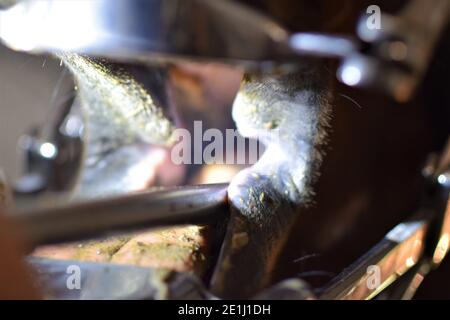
211,66,332,298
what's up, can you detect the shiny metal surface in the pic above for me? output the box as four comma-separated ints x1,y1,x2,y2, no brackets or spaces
13,85,82,194
0,0,359,67
320,139,450,300
29,257,213,299
319,218,428,300
427,140,450,268
386,153,450,299
289,33,358,59
433,182,450,266
0,0,294,67
338,0,450,102
1,0,447,101
30,257,316,300
13,184,228,247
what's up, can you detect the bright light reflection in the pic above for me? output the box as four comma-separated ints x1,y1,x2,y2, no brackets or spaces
39,142,57,159
340,66,362,86
0,1,102,52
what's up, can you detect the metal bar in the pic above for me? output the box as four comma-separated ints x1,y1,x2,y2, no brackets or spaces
0,0,294,66
319,217,429,300
13,184,228,247
289,33,358,59
29,257,213,300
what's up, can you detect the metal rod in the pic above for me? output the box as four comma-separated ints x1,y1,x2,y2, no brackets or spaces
13,184,228,247
319,216,429,300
